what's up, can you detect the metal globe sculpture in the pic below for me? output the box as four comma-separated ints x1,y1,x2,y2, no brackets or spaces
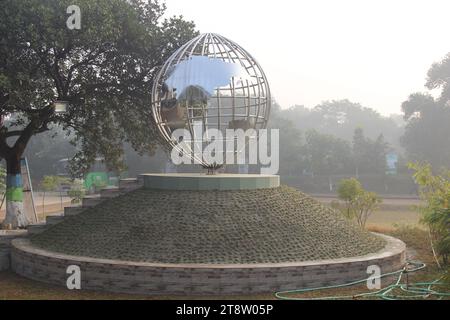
151,33,271,167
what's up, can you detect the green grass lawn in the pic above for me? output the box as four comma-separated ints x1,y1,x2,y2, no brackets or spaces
366,209,422,231
318,196,423,232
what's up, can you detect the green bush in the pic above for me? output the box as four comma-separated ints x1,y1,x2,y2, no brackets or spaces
409,162,450,265
337,178,381,228
67,180,86,204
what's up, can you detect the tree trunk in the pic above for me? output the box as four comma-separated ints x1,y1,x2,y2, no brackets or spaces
1,155,29,228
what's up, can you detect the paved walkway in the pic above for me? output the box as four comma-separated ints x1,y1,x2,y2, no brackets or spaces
0,194,72,220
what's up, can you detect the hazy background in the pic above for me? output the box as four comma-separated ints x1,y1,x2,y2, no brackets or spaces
3,0,448,196
165,0,450,115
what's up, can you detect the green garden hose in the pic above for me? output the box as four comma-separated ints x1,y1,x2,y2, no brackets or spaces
275,261,450,300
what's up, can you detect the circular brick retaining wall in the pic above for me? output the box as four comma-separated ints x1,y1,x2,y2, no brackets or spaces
0,230,28,271
11,233,405,295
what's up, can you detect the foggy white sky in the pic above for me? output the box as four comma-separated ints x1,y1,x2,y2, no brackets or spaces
164,0,450,116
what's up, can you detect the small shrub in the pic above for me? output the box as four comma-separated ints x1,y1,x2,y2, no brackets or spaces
337,178,381,228
68,180,86,204
409,162,450,266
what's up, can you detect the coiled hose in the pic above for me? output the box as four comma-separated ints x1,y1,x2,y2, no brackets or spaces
275,261,450,300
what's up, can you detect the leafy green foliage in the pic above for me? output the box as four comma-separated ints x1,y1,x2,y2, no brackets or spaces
268,115,304,176
337,178,362,202
67,179,85,204
23,125,76,181
304,129,353,176
276,100,402,146
40,176,61,192
337,178,363,219
353,128,388,175
409,162,450,265
270,103,390,178
426,53,450,104
401,93,450,169
337,178,381,228
0,0,198,177
401,53,450,170
40,175,61,215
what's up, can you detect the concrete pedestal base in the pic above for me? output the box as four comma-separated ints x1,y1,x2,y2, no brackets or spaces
141,173,280,191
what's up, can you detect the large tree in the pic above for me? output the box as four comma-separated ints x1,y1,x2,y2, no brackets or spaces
352,127,388,176
427,53,450,105
402,53,450,170
400,53,450,170
277,100,403,148
304,129,353,177
0,0,198,228
400,93,450,169
268,114,304,176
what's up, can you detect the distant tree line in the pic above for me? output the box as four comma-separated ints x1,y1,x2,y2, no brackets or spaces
271,52,450,181
7,52,450,195
270,101,393,178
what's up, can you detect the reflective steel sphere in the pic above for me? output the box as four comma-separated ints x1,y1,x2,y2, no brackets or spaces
151,33,271,165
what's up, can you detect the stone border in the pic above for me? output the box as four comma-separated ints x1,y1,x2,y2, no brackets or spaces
11,233,405,295
141,173,280,191
0,230,28,271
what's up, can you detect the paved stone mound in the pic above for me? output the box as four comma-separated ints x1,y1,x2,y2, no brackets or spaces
31,186,385,264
